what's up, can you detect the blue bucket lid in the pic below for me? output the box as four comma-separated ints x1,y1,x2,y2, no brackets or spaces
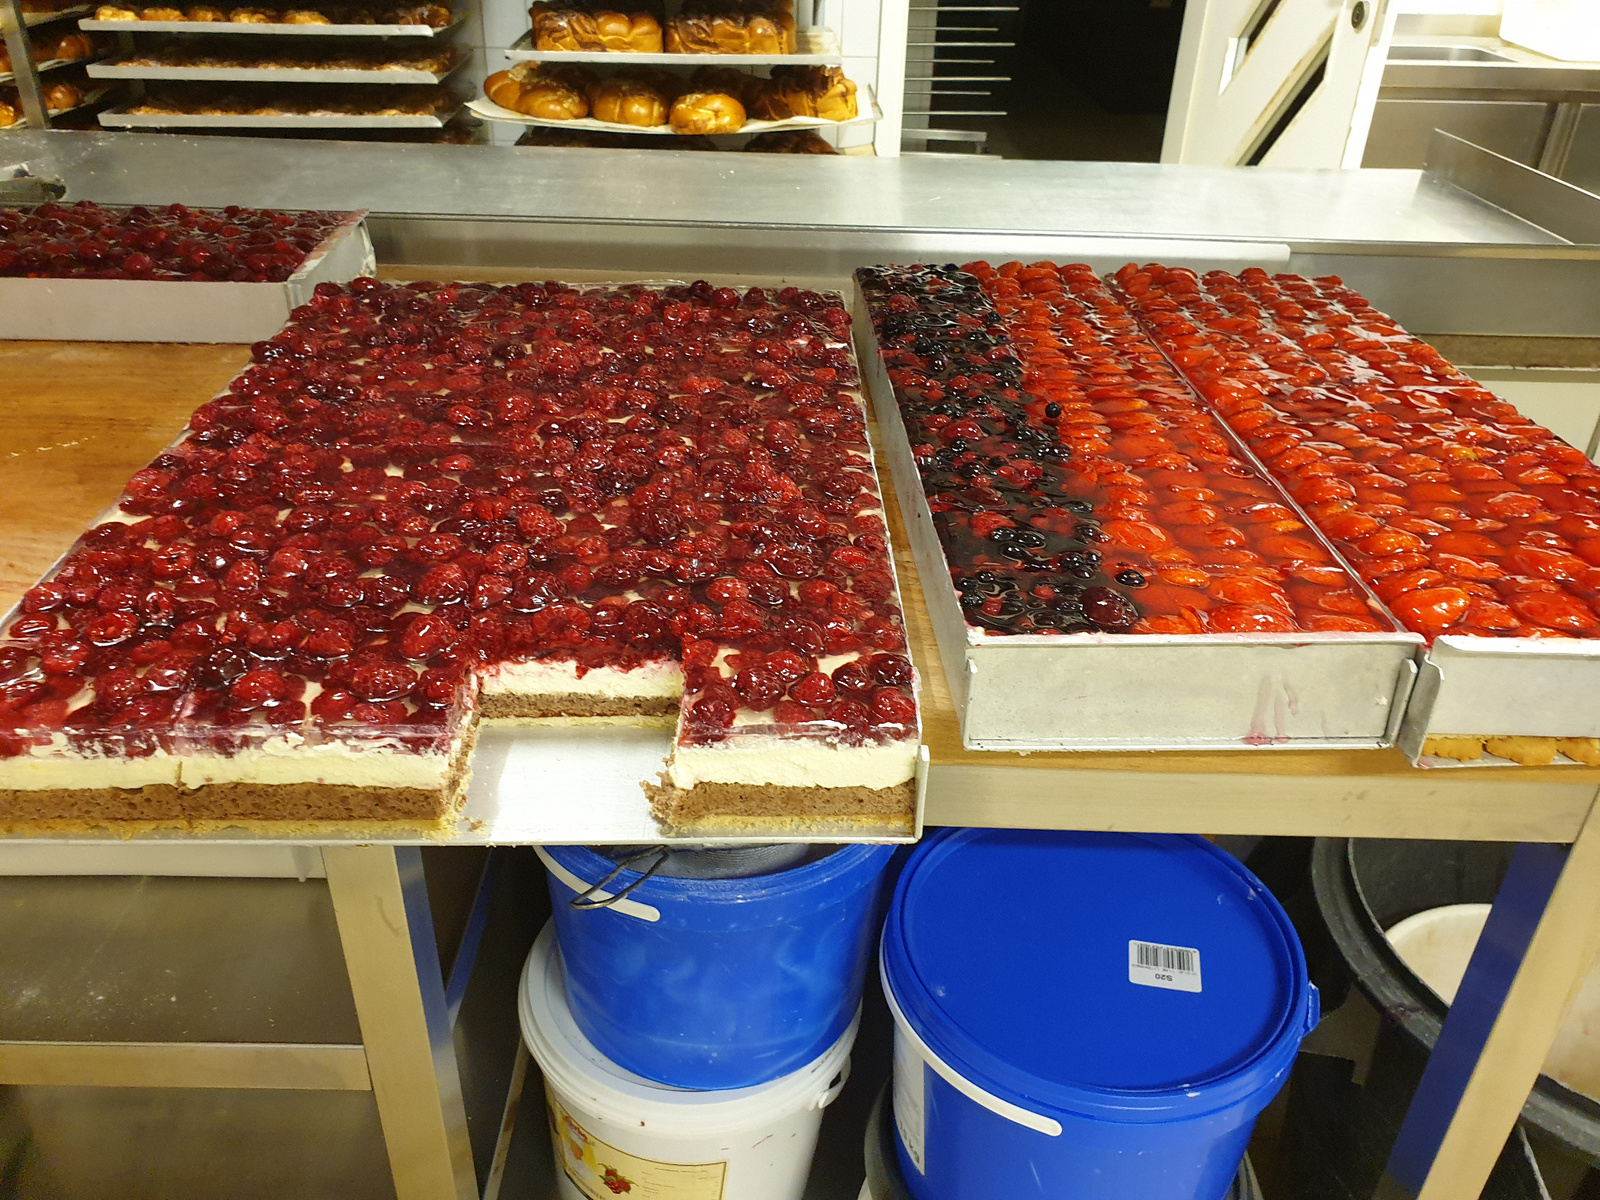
882,829,1317,1123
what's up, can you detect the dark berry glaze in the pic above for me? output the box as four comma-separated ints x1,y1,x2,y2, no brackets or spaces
1114,264,1600,641
0,201,346,283
1,277,916,760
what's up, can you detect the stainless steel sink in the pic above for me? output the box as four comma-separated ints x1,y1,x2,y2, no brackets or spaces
1388,44,1515,63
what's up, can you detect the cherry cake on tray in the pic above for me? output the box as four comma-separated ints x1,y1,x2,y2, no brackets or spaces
0,278,920,834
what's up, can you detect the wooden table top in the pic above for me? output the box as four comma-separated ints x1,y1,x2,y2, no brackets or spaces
3,336,1596,844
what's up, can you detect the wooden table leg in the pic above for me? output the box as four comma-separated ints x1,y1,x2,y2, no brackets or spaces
1379,787,1600,1199
324,845,479,1200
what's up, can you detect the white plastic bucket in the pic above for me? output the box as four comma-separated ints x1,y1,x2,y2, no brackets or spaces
519,921,857,1200
1386,903,1600,1100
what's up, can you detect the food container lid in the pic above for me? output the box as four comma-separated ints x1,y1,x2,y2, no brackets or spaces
881,828,1317,1123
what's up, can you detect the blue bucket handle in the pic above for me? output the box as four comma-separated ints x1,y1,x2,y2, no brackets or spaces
569,846,671,911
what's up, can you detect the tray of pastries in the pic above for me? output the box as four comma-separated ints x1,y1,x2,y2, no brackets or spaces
472,61,871,135
90,39,463,82
1,31,99,83
510,0,839,64
0,80,111,128
20,2,95,27
80,2,458,34
100,81,460,124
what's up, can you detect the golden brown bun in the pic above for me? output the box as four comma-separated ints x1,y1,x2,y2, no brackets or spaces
666,7,792,54
39,31,95,59
668,89,743,135
283,8,330,20
589,77,668,126
748,64,856,121
43,81,83,109
140,5,184,15
533,9,661,52
488,65,590,119
0,99,17,127
229,7,271,19
95,4,139,16
484,69,523,108
518,80,587,118
186,4,223,15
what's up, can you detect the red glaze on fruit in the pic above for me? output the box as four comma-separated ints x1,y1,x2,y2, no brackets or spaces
0,201,343,284
0,278,915,759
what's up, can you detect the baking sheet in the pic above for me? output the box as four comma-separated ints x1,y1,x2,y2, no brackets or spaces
77,11,464,34
23,4,92,25
853,283,1423,752
0,209,374,341
0,54,104,84
504,24,840,66
468,82,878,134
98,103,457,126
88,54,464,83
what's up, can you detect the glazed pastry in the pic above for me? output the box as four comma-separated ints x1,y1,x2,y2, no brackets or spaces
38,31,96,60
748,65,855,121
1556,738,1600,766
140,5,185,16
745,128,837,153
95,4,139,15
228,7,272,19
531,7,662,53
589,76,668,126
187,4,224,16
484,65,589,118
665,10,791,54
0,99,18,127
668,89,742,134
284,8,331,20
43,81,83,110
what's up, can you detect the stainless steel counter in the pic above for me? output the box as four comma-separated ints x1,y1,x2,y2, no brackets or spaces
8,129,1600,338
0,128,1573,246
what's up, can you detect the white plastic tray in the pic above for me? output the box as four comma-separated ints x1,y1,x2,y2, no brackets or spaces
99,103,457,126
468,81,877,134
89,55,464,83
504,24,840,66
77,10,463,35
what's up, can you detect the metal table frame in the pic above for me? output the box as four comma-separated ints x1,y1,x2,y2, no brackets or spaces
3,128,1600,1200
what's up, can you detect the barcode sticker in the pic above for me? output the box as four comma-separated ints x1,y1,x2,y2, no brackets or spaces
1129,940,1202,993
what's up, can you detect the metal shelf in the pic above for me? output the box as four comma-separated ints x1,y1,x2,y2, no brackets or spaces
77,10,464,35
0,52,102,83
98,99,459,125
505,24,840,66
89,53,464,83
20,3,93,26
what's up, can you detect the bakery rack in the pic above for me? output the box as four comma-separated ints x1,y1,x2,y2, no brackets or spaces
468,80,879,135
0,50,107,83
79,1,469,135
503,22,840,66
89,51,466,83
2,0,112,126
21,2,91,25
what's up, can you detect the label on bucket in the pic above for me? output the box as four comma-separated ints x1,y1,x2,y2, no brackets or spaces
892,1024,927,1175
1128,940,1202,993
548,1091,728,1199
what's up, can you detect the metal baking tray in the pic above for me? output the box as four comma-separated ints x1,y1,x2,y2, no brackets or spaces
0,208,374,341
23,4,93,25
853,285,1423,752
1397,638,1600,765
98,103,457,126
504,24,840,66
0,54,104,84
469,82,877,134
77,11,464,35
89,54,464,83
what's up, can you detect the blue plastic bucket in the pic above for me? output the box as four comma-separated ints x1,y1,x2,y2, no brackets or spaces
881,829,1319,1200
538,842,896,1090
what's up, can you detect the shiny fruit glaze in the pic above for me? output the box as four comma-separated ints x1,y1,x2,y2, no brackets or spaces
858,262,1395,636
0,278,915,760
0,201,344,283
1114,264,1600,641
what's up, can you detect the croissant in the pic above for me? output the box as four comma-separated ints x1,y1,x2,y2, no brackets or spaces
589,77,668,126
668,89,743,135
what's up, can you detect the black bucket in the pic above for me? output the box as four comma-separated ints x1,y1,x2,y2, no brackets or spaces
1310,837,1600,1164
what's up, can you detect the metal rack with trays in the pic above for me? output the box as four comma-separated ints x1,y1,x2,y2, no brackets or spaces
1,0,112,127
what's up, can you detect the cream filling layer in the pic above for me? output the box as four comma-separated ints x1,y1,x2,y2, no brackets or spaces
666,736,918,789
0,739,179,790
479,658,684,699
179,738,448,790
